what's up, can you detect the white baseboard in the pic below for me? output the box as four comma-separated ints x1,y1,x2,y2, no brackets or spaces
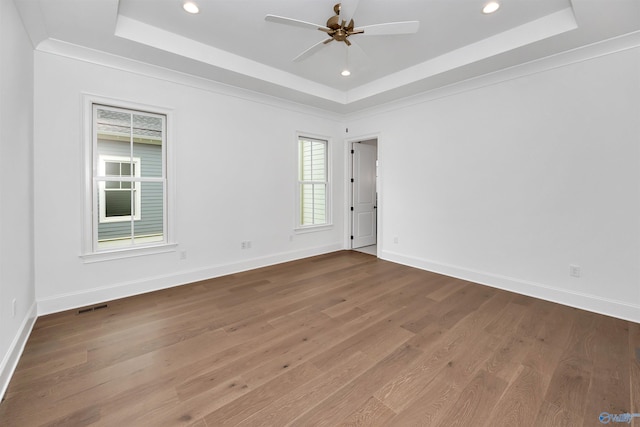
381,250,640,324
37,243,343,316
0,301,37,402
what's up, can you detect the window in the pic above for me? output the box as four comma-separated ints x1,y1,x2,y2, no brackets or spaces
90,104,167,252
99,155,141,222
298,136,329,228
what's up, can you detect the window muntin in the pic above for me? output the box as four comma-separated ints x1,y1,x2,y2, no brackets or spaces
298,136,329,227
92,104,166,251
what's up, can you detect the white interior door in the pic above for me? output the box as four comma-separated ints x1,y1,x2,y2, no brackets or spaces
352,142,377,248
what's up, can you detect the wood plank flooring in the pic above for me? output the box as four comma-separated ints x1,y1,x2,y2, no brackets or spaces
1,251,638,426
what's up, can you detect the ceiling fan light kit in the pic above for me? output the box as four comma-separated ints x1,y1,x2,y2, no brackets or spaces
265,1,420,65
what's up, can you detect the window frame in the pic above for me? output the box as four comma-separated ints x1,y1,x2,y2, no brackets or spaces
295,133,332,232
81,95,176,262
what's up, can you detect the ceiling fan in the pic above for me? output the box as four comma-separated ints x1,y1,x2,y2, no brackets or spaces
265,0,420,62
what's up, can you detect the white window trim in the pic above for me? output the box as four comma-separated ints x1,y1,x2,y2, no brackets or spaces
81,94,176,262
295,132,332,232
98,155,142,223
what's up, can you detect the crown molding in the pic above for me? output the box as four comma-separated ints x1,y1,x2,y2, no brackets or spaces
36,38,345,122
346,29,640,120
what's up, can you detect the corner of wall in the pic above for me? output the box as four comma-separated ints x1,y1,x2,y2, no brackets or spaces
0,301,37,402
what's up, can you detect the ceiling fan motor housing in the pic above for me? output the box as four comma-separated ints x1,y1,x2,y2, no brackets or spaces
327,3,357,43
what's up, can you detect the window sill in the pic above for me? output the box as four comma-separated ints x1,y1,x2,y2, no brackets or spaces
80,242,178,263
294,224,333,234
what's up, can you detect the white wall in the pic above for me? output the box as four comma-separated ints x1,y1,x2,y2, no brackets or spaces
348,45,640,322
33,51,346,314
0,0,37,399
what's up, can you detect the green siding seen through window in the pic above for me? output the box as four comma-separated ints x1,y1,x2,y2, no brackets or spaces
298,137,328,227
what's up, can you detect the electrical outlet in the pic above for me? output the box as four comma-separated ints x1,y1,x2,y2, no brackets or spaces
569,265,581,278
180,251,187,260
241,241,252,249
393,236,399,244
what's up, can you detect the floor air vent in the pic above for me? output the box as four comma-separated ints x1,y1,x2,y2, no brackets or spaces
78,304,108,314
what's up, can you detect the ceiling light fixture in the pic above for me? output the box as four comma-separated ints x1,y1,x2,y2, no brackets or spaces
341,44,351,77
482,1,500,14
183,1,199,14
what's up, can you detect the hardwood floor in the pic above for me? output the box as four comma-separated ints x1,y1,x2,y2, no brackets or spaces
1,251,638,426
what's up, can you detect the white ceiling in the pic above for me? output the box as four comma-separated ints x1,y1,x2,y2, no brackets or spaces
15,0,640,113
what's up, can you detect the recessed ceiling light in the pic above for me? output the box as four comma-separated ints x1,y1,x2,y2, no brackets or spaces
482,1,500,14
183,1,199,14
341,69,351,77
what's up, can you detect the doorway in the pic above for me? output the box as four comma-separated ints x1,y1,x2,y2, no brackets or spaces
351,139,378,254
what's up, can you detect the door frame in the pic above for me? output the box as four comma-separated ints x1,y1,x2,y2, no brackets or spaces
344,133,380,254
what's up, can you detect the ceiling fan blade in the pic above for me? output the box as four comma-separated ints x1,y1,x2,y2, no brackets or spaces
293,39,333,62
338,0,360,26
265,14,330,32
356,21,420,36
